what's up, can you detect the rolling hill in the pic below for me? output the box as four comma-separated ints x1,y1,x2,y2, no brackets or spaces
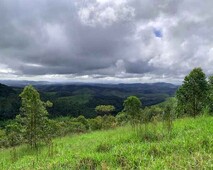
0,84,20,120
37,83,178,118
0,82,178,119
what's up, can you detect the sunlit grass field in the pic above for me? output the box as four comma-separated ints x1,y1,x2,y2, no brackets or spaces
0,116,212,169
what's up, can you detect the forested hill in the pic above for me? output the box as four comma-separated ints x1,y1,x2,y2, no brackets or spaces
0,84,20,120
36,82,178,118
0,82,178,119
0,83,16,97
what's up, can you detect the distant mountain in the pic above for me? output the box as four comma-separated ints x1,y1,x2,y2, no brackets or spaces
0,82,179,119
0,80,50,87
36,83,179,118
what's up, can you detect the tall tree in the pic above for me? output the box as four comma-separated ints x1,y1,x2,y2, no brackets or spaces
18,85,52,148
176,68,208,117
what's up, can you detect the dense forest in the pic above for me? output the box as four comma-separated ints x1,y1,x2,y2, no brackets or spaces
0,82,178,120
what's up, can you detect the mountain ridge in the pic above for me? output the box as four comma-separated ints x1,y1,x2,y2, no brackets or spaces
0,82,178,119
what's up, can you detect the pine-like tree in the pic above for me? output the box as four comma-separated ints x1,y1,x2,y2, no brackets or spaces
18,85,53,148
176,68,208,117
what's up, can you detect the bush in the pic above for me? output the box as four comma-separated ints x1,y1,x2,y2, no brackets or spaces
116,112,130,125
69,121,87,133
0,129,9,148
5,122,23,147
102,115,117,129
88,116,103,131
77,115,89,130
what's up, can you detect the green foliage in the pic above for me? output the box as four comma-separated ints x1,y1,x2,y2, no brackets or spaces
0,129,8,148
162,98,176,133
1,83,177,120
44,119,62,139
116,112,130,125
102,115,117,129
123,96,142,120
77,115,89,130
67,122,87,133
143,106,163,122
5,122,23,147
96,143,111,153
88,115,117,131
18,85,53,148
0,84,20,120
95,105,115,116
0,116,212,169
47,117,89,136
88,117,103,131
176,68,208,117
207,75,213,114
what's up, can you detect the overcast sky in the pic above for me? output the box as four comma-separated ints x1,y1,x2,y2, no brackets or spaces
0,0,213,84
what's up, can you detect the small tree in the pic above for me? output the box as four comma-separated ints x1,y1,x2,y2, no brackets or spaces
18,85,53,149
176,68,208,117
95,105,115,116
163,98,177,134
123,96,142,126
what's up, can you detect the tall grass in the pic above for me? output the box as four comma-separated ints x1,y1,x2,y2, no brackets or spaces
0,116,212,169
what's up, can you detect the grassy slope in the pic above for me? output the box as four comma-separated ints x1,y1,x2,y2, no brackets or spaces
0,116,213,170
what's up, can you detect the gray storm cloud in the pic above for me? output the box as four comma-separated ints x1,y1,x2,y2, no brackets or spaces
0,0,213,83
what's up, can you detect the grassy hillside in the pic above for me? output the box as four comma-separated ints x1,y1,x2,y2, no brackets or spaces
0,116,212,169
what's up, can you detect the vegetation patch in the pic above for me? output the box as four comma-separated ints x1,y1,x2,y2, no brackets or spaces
76,157,99,170
96,143,112,153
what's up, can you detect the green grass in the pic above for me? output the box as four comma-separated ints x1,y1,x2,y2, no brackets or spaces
0,116,213,169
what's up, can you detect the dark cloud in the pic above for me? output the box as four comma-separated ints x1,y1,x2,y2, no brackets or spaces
0,0,213,83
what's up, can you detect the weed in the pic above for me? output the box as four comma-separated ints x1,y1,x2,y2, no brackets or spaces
76,157,98,170
116,155,130,169
96,143,111,153
147,145,162,157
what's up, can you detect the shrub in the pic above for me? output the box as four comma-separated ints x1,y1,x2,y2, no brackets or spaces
0,129,9,148
68,121,87,133
102,115,117,129
77,115,89,130
88,116,103,131
116,112,130,125
76,157,98,170
5,122,23,147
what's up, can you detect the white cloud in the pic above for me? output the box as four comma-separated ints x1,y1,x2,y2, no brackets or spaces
0,0,213,83
78,1,134,27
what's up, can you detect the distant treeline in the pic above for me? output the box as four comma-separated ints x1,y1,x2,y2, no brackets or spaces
0,83,178,120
